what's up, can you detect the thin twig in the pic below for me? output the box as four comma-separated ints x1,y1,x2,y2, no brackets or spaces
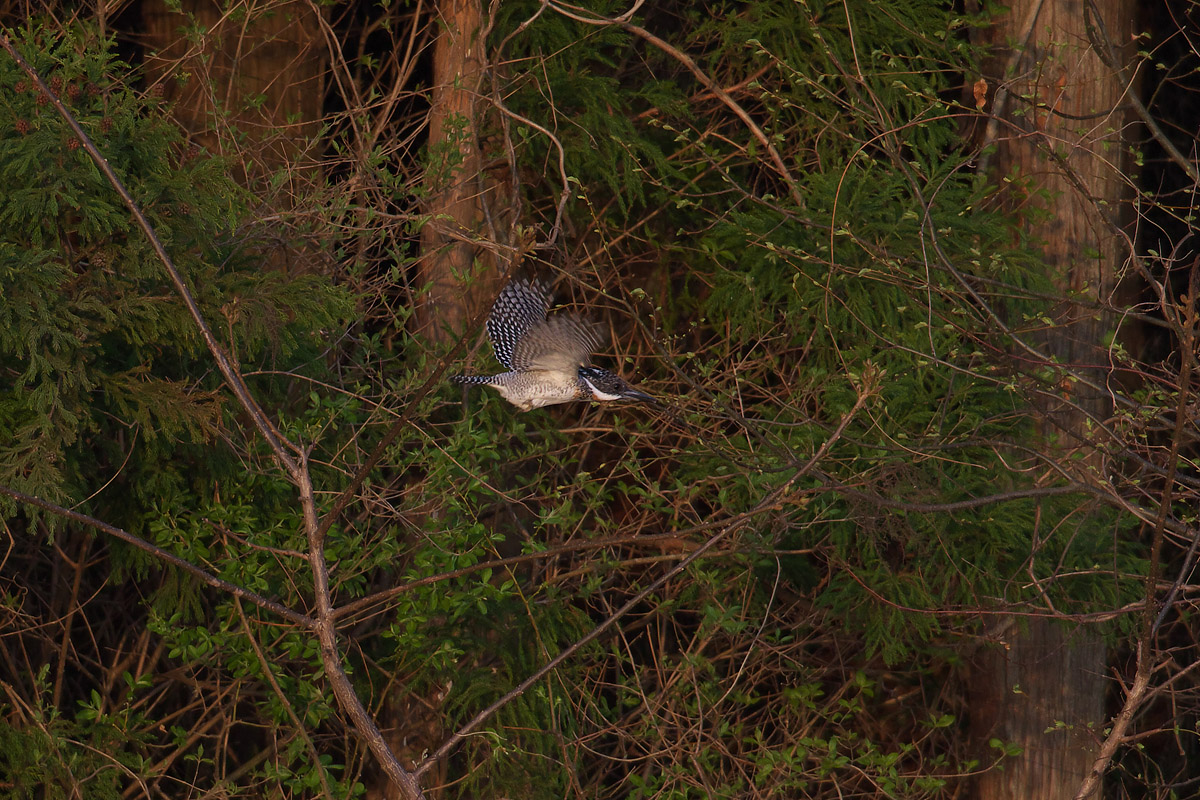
0,34,427,800
234,599,333,797
416,371,876,776
1083,0,1199,185
1074,255,1199,800
0,484,314,629
545,3,806,208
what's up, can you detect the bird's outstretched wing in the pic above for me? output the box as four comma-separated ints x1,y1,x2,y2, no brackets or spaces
487,277,553,369
512,315,605,372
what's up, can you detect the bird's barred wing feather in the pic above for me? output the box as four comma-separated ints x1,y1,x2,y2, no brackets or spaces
512,315,604,372
487,278,553,369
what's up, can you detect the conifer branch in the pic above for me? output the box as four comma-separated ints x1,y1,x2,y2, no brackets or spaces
0,33,428,800
0,33,299,475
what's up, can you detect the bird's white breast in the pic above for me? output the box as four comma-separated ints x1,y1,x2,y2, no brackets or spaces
490,370,582,411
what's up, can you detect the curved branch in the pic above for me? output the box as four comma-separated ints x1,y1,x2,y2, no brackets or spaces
545,3,805,208
0,35,427,800
1083,0,1199,185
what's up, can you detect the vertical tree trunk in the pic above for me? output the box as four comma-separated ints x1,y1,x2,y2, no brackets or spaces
371,3,508,796
418,0,502,345
971,1,1140,798
973,620,1108,799
140,0,326,269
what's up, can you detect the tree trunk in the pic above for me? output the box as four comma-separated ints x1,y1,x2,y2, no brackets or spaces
370,2,512,796
971,0,1140,798
972,619,1108,799
141,0,324,163
139,0,326,270
417,0,504,345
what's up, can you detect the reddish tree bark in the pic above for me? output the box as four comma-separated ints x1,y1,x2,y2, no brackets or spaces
971,0,1141,798
140,0,326,271
417,0,504,345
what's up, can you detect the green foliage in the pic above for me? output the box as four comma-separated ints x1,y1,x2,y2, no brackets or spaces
455,1,1153,796
0,0,1173,797
0,666,151,800
496,0,1141,656
0,24,346,515
0,21,351,798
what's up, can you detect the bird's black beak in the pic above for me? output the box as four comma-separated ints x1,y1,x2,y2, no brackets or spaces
621,387,657,404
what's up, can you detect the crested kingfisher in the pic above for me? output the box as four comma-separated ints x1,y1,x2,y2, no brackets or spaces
450,277,655,412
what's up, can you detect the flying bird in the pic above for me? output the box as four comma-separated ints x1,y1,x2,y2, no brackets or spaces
450,277,655,412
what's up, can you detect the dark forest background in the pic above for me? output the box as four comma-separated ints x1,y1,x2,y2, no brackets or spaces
1,1,1199,798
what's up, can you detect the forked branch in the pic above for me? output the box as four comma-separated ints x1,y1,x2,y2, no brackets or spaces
0,33,426,800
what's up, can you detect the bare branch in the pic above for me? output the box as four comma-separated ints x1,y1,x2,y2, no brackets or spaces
0,484,315,629
0,34,428,800
416,369,877,776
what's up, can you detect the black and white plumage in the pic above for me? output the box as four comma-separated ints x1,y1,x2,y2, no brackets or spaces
451,277,654,412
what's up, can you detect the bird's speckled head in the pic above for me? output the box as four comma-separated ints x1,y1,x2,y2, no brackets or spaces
578,366,655,404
